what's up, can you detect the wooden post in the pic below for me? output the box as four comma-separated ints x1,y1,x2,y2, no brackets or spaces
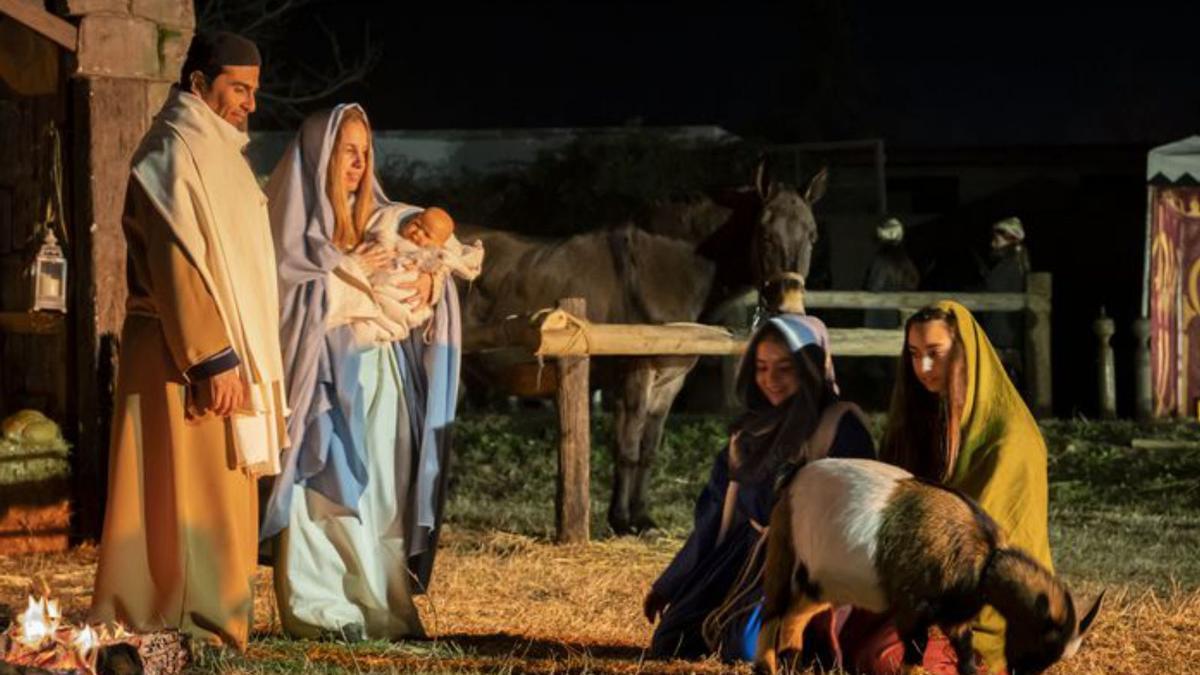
1094,308,1116,419
1133,317,1153,422
1024,273,1053,417
555,297,590,544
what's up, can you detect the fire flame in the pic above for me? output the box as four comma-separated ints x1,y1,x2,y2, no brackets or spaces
15,595,58,649
71,624,98,661
2,594,128,674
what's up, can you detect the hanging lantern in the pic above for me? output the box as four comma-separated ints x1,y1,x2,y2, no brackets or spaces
27,122,69,314
30,228,67,313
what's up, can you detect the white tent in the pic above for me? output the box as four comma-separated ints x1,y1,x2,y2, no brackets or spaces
1147,136,1200,185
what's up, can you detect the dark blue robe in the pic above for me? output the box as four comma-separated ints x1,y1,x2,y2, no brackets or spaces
650,411,875,662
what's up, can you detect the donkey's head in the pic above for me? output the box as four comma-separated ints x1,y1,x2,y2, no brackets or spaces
750,162,827,315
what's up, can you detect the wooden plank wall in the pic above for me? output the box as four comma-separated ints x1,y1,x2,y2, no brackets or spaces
0,83,70,426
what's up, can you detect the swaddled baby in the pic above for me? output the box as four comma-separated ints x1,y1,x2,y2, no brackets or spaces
367,206,483,339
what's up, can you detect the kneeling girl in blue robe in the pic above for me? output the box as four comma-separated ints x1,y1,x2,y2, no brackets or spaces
644,314,875,664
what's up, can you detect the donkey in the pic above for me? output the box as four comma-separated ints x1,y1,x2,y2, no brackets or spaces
460,164,828,535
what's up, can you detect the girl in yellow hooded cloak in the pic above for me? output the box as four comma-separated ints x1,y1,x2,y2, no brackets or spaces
845,301,1052,674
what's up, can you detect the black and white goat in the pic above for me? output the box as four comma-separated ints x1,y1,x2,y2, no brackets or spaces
756,458,1102,675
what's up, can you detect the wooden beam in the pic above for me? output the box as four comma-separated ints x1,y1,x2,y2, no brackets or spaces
465,311,906,358
538,323,743,357
804,290,1041,313
0,0,78,52
0,311,65,335
826,328,904,356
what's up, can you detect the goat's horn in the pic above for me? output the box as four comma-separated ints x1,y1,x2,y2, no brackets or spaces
1079,589,1105,635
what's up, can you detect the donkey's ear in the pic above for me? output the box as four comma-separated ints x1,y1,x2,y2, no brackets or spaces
754,156,770,200
1079,589,1105,636
805,166,829,205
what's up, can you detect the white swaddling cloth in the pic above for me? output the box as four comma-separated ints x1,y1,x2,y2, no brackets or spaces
367,215,484,341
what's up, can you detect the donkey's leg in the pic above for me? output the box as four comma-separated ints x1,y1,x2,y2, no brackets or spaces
631,356,696,533
610,360,652,536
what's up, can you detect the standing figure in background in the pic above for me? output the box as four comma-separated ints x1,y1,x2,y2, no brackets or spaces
979,217,1031,387
90,31,289,651
863,217,921,329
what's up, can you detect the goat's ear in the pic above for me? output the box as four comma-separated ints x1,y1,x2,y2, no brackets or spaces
1079,589,1105,636
1035,592,1050,619
804,166,829,205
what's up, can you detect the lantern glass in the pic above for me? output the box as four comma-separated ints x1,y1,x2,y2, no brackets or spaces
32,231,67,313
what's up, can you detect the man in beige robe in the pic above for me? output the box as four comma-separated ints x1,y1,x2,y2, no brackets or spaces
90,32,288,651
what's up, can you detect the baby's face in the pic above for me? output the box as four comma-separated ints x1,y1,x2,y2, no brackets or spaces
402,207,454,247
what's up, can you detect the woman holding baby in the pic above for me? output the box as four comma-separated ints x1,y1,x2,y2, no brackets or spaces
261,104,474,641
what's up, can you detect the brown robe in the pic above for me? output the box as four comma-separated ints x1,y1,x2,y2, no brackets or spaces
89,181,259,650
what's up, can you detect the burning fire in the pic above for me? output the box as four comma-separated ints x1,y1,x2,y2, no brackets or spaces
16,596,56,649
2,594,121,673
71,624,98,661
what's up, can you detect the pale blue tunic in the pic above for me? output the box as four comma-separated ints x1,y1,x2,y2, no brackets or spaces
274,345,424,639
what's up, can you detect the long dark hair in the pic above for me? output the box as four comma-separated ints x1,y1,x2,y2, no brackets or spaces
880,305,966,482
731,330,836,484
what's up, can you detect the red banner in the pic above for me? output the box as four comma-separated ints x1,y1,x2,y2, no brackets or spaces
1150,188,1200,416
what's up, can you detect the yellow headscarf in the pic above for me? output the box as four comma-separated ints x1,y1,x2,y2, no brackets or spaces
937,301,1053,670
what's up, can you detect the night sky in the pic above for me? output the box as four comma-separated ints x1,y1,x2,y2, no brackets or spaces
236,1,1200,146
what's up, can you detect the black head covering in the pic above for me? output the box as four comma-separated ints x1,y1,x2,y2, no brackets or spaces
178,31,261,87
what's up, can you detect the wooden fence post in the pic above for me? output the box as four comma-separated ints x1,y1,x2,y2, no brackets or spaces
1133,317,1153,421
1094,308,1116,419
555,297,590,544
1024,273,1053,417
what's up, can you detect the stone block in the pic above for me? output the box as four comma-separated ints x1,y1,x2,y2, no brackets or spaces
131,0,194,29
75,13,160,80
158,26,193,81
56,0,130,16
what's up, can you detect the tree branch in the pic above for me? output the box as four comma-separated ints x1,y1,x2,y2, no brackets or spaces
193,0,382,123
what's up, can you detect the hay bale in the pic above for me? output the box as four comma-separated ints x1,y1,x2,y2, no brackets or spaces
0,495,70,555
0,415,71,555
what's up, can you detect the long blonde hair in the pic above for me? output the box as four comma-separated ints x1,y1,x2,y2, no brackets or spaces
326,108,376,252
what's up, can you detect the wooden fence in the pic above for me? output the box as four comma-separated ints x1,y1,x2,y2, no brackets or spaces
464,272,1052,543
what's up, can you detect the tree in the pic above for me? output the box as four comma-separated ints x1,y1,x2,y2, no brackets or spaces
194,0,380,124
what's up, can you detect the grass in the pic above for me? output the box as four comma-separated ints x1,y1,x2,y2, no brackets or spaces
1,414,1197,673
448,412,1200,592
